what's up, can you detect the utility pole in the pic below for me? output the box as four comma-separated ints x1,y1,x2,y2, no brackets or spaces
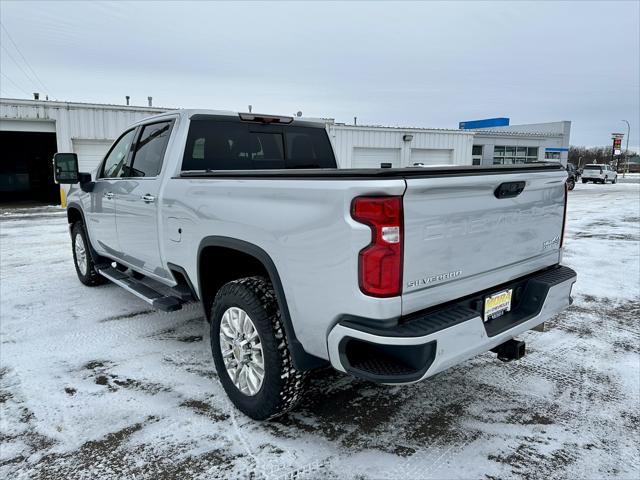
622,120,630,177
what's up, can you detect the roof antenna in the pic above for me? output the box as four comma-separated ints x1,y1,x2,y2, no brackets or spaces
148,96,153,107
248,104,252,113
125,95,130,106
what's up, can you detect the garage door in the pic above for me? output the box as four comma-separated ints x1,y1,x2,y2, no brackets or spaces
352,147,401,168
72,139,114,173
0,131,59,204
410,148,453,166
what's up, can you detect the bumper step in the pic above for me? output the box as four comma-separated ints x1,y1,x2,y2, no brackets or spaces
97,266,183,312
342,305,477,338
329,265,576,383
341,265,577,340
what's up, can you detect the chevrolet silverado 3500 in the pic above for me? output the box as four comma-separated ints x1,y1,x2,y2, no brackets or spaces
53,110,576,420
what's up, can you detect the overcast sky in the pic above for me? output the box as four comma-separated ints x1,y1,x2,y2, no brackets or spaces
1,1,639,149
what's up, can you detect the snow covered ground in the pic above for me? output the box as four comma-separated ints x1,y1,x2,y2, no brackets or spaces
1,181,639,480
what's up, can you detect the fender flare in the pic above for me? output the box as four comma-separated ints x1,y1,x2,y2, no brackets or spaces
66,202,103,265
198,236,327,371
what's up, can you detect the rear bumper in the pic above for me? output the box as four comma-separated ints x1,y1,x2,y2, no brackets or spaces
327,265,577,384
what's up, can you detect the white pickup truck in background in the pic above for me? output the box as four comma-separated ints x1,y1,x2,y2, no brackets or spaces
53,109,577,420
582,164,618,184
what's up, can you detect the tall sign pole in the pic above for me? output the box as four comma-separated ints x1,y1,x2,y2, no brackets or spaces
622,120,630,177
611,133,624,169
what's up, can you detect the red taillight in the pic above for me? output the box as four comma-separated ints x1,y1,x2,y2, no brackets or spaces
351,196,403,297
560,181,568,247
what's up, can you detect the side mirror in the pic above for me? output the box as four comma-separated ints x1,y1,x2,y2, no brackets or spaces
53,153,79,184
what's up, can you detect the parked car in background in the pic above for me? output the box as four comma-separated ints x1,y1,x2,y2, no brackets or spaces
566,163,578,190
581,164,617,184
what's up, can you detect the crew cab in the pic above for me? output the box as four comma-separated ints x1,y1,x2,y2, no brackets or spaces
53,110,577,420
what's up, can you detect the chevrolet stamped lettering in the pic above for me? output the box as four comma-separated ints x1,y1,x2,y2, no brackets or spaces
422,204,559,241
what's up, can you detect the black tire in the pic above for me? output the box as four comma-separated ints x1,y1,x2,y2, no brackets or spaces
567,179,575,191
210,276,306,420
612,177,617,184
71,222,106,286
582,179,587,184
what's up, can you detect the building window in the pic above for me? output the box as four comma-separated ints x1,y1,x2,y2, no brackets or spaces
472,145,483,165
545,151,561,160
493,146,538,164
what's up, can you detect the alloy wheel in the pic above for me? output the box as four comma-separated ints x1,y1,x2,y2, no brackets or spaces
219,307,265,396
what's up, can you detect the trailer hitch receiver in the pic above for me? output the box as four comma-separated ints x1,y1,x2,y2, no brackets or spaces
491,339,526,362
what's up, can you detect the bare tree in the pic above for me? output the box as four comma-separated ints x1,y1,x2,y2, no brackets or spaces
568,146,637,168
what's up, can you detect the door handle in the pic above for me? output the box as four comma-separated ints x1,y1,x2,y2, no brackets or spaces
141,194,155,203
104,192,114,199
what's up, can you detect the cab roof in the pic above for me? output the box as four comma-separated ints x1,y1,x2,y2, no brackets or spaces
130,109,327,129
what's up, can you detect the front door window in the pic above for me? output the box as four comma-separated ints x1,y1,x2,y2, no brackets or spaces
101,129,136,178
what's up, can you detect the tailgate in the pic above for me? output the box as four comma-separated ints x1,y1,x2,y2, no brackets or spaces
401,169,566,315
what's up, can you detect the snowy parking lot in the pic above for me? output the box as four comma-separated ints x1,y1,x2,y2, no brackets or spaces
1,180,639,480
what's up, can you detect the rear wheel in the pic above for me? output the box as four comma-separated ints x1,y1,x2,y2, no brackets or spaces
582,179,587,184
71,222,106,286
210,276,306,420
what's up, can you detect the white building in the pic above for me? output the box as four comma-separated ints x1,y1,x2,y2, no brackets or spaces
327,124,475,168
466,120,571,166
0,97,166,203
0,97,571,205
329,119,571,168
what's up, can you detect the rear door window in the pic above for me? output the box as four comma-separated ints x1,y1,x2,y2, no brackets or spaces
129,121,173,177
182,120,336,171
285,127,336,169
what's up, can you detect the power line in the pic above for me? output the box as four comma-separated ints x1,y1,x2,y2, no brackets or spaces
0,71,32,97
0,22,51,95
1,44,41,93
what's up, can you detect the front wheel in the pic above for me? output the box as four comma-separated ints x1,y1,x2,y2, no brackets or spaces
210,276,306,420
71,222,106,286
567,179,575,191
612,176,617,184
582,179,587,184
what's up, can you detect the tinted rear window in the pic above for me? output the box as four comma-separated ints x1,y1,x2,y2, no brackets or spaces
182,120,336,171
584,165,602,170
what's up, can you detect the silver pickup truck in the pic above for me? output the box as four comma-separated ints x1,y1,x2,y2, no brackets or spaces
54,110,576,420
